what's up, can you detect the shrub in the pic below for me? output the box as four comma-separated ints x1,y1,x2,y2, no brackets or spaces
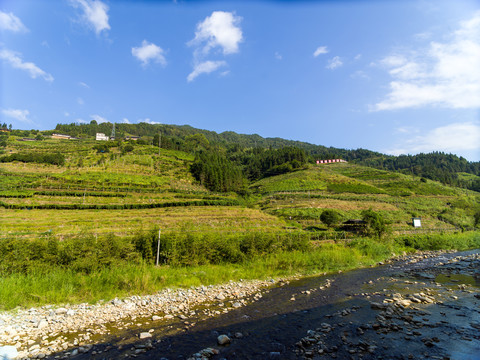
320,209,342,227
361,209,387,238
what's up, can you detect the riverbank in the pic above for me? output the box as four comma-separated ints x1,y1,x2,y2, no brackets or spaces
2,249,477,359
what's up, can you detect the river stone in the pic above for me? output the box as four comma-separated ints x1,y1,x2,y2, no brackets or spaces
152,315,162,321
37,319,48,329
55,308,68,315
139,332,152,339
217,334,231,345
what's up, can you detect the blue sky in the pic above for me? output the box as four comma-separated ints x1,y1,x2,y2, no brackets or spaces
1,0,479,161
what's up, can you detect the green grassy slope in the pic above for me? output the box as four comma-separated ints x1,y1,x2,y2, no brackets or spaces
1,138,479,241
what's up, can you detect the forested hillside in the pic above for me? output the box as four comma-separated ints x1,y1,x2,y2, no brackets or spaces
49,122,480,192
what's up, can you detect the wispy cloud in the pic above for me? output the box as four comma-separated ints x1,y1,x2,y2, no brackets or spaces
122,118,131,124
90,114,108,123
187,11,242,81
275,52,282,60
386,122,480,156
77,97,84,105
69,0,110,35
132,40,166,67
313,46,328,57
374,11,480,111
79,81,90,88
326,56,343,70
1,108,33,124
0,10,28,32
0,48,54,82
139,118,161,125
187,60,227,82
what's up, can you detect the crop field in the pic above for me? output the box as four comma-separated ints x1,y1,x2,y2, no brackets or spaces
254,164,479,231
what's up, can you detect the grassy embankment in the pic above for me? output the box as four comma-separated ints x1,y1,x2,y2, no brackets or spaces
1,138,479,310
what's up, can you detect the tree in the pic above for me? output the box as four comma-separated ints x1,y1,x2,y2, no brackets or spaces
185,133,210,152
361,209,387,238
320,209,342,227
474,211,480,227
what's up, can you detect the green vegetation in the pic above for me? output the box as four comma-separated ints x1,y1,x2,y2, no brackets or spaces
0,124,479,311
1,230,478,310
0,152,65,166
320,209,342,227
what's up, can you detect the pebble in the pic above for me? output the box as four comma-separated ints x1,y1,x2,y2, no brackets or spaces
0,278,279,357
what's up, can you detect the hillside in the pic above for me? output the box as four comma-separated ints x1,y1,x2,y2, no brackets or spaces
47,122,480,190
1,135,478,242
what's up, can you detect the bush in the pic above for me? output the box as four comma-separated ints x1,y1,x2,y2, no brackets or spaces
320,209,342,227
474,211,480,227
361,209,387,238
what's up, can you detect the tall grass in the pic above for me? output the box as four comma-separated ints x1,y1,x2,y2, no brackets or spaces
1,231,478,310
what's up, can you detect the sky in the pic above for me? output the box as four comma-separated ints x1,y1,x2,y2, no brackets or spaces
1,0,479,161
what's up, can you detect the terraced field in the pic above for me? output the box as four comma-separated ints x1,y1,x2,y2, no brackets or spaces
1,139,479,242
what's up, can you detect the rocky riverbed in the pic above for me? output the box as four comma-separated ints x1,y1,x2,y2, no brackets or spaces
1,249,479,360
0,278,279,359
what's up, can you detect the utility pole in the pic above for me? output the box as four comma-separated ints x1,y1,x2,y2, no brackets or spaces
156,229,161,266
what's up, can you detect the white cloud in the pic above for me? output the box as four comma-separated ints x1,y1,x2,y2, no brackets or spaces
387,122,480,156
0,48,54,82
77,97,84,105
274,52,282,60
187,11,242,81
187,60,227,82
76,118,88,124
122,118,130,124
326,56,343,70
79,81,90,88
374,11,480,111
90,114,108,123
0,10,28,32
132,40,166,67
313,46,328,57
64,112,71,117
189,11,242,56
1,108,33,124
70,0,110,35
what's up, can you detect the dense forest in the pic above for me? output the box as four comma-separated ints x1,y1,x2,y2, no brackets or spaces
9,121,477,193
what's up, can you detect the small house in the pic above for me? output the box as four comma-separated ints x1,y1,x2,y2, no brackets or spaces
96,133,109,141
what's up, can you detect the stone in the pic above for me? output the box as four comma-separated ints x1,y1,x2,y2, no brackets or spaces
217,334,231,345
0,346,18,360
55,308,68,315
152,315,162,321
37,319,48,329
139,332,152,339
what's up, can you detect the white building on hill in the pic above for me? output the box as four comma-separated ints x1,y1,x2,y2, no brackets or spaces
96,133,109,141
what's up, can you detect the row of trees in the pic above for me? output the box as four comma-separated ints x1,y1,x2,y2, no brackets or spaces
0,152,65,166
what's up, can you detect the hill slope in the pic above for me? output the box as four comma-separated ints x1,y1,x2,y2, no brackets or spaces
1,136,478,241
